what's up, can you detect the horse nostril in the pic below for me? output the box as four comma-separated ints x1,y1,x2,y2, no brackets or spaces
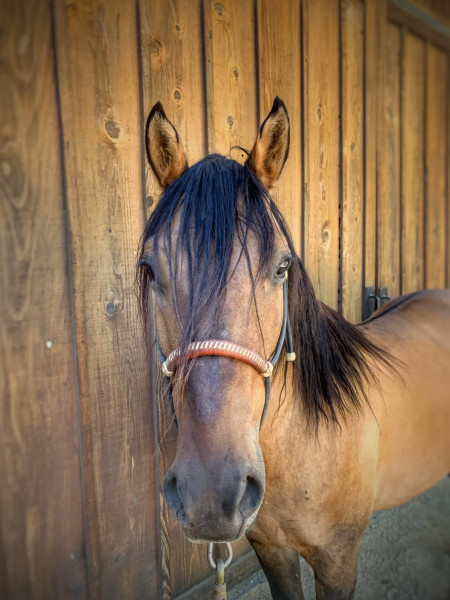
164,471,185,520
238,475,264,517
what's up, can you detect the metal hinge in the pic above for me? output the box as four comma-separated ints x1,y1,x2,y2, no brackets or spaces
363,286,391,320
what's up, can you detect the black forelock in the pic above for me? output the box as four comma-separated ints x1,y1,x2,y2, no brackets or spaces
138,154,294,348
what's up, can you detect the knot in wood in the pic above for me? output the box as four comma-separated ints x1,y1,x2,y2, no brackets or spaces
105,300,118,318
105,120,120,139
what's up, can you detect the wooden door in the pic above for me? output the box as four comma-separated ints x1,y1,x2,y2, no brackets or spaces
1,0,449,599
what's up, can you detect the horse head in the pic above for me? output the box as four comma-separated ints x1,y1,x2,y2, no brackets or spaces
139,98,292,542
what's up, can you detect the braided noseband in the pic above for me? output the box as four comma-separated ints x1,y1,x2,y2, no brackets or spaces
162,339,274,378
156,276,295,430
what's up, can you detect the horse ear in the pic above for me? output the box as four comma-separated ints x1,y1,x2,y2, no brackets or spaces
247,96,290,189
145,102,188,187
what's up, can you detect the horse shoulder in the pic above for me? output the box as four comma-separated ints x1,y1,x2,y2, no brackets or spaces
258,410,380,551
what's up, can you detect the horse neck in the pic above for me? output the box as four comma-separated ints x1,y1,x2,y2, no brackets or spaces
262,362,306,439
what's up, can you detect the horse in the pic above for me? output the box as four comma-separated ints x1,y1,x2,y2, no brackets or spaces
138,97,450,599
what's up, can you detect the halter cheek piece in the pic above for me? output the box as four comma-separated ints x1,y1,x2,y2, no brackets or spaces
156,276,295,430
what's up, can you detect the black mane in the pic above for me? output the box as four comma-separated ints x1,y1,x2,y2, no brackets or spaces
138,155,386,427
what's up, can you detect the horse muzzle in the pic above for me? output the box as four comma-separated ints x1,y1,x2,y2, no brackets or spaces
163,461,265,542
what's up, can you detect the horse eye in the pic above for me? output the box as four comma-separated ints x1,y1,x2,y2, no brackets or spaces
276,258,291,278
138,259,155,281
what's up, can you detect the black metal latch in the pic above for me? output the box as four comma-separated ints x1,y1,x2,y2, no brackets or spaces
363,286,391,320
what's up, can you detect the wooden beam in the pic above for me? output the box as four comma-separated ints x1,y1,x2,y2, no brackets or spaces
388,0,450,51
401,31,425,293
255,0,302,254
0,1,87,597
140,0,206,214
341,0,365,322
425,44,448,288
377,18,402,298
53,1,159,596
364,0,379,304
302,0,340,309
204,0,257,156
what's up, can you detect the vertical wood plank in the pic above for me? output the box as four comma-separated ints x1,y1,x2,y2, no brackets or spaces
341,0,364,322
139,0,206,212
364,0,378,300
303,0,341,309
204,0,257,156
401,31,425,294
425,44,447,288
377,19,401,298
448,59,450,287
53,1,159,597
0,1,87,598
255,0,302,254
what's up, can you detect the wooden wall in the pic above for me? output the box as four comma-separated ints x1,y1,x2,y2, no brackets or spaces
0,0,448,598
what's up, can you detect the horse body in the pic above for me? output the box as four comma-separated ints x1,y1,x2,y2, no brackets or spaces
368,290,450,509
249,289,450,598
140,99,450,599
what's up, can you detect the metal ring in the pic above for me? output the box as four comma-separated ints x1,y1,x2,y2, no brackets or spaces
207,542,233,569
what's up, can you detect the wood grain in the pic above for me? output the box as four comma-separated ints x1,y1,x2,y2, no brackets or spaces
448,58,450,288
255,0,302,254
401,32,425,294
341,0,364,323
204,0,257,156
425,44,447,288
302,0,340,309
0,1,86,598
377,19,401,298
53,1,159,597
364,0,378,301
139,0,206,214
